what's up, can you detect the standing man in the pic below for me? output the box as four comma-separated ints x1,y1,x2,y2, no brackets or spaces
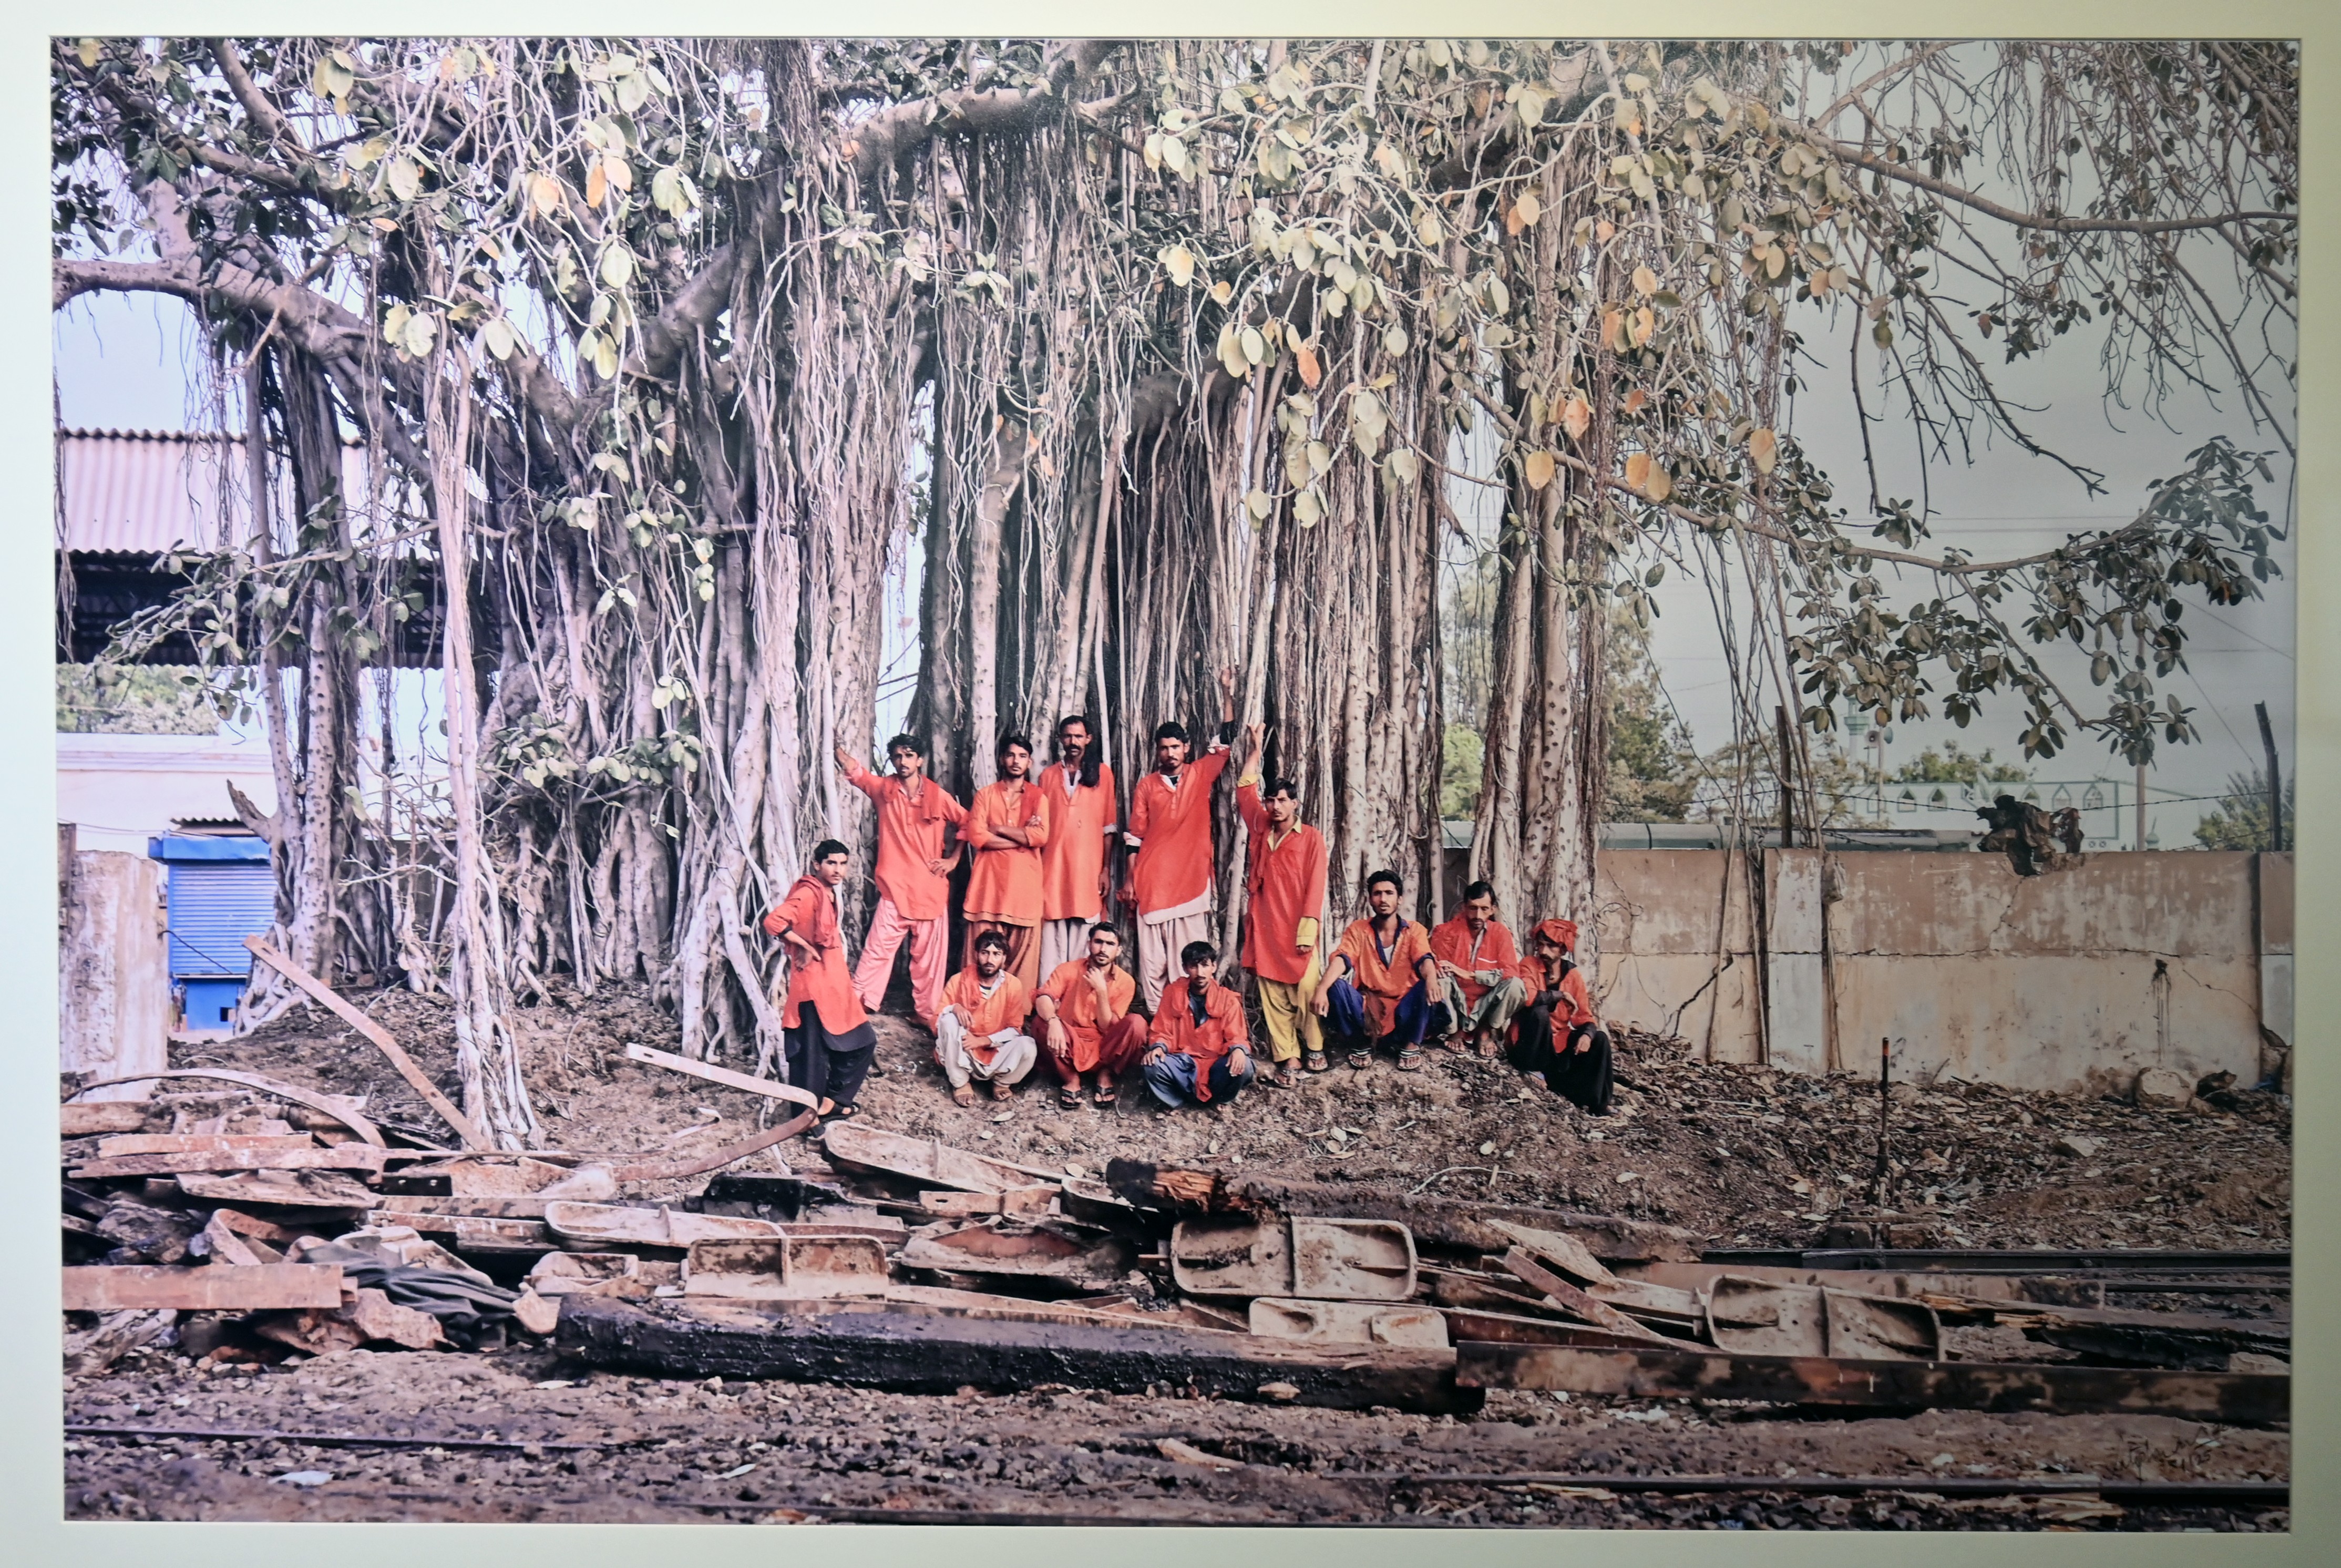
761,839,878,1121
1511,919,1614,1114
1139,941,1255,1109
1234,722,1327,1085
1429,880,1528,1059
962,733,1052,992
1311,869,1447,1072
1036,714,1118,977
935,929,1038,1106
837,734,968,1031
1033,921,1149,1108
1124,666,1239,1012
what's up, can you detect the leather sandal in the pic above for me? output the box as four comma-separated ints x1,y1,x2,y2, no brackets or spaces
1058,1084,1085,1108
1303,1050,1330,1073
1395,1048,1425,1072
950,1084,978,1108
989,1078,1014,1101
1347,1049,1371,1070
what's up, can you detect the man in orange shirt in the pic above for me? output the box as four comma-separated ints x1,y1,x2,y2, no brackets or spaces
837,733,968,1031
761,839,878,1120
1032,922,1149,1108
1234,722,1327,1085
934,929,1038,1106
1036,714,1120,978
1310,869,1449,1072
962,733,1052,992
1139,941,1256,1108
1512,918,1613,1114
1429,879,1529,1059
1123,666,1238,1012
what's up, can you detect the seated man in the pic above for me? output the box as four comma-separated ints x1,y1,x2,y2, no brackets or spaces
1310,868,1449,1072
1510,918,1615,1115
1429,879,1528,1059
1032,921,1150,1108
934,929,1038,1106
1139,940,1255,1109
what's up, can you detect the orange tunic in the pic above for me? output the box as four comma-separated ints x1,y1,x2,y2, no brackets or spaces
762,876,867,1032
1038,761,1118,921
1038,958,1138,1073
963,780,1053,925
1518,954,1599,1028
1128,749,1231,916
1430,916,1520,1009
1334,917,1434,1038
844,763,968,921
1151,977,1248,1098
1235,782,1327,985
939,968,1031,1065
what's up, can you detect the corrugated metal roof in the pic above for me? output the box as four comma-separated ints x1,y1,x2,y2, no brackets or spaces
56,429,247,554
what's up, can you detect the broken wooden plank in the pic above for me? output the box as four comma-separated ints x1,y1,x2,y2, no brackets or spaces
97,1133,319,1157
620,1042,819,1110
1440,1309,1689,1351
70,1145,388,1178
198,1211,267,1267
62,1263,345,1313
176,1171,377,1208
209,1208,300,1244
820,1121,1063,1194
62,1103,151,1137
557,1294,1481,1415
245,937,488,1150
611,1108,820,1183
1498,1249,1684,1345
1453,1344,2290,1423
1486,1219,1618,1288
67,1071,385,1146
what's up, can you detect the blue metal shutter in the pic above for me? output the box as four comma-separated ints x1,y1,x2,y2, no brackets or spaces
166,862,276,978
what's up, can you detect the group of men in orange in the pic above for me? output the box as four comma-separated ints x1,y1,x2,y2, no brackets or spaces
759,668,1613,1122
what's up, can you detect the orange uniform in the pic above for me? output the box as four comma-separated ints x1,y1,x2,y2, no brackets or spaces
1038,958,1139,1073
1038,761,1118,921
1430,916,1520,1009
843,762,967,921
963,779,1053,925
1150,978,1247,1069
1519,953,1599,1028
1333,916,1434,1038
1127,749,1231,916
1235,781,1327,985
938,968,1031,1067
762,875,867,1032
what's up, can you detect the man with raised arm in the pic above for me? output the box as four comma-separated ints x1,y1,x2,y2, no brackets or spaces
1234,722,1328,1085
1032,920,1149,1108
1310,869,1448,1073
761,839,878,1121
836,733,967,1031
1123,665,1239,1012
1036,714,1120,978
962,732,1052,992
1138,940,1255,1109
1429,879,1529,1060
934,928,1038,1106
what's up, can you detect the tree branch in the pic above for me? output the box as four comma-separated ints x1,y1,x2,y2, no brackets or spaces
1824,138,2290,235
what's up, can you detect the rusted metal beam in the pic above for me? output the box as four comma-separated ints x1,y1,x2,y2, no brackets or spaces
1709,1247,2289,1275
1454,1343,2289,1422
61,1263,344,1313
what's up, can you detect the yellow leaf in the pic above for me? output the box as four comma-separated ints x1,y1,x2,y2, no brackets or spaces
1632,307,1656,347
1295,342,1322,390
1646,465,1672,503
1560,396,1591,440
1209,280,1233,305
1596,220,1615,242
1601,306,1623,349
1624,452,1652,491
1415,208,1442,246
1524,450,1556,490
1632,264,1658,298
603,157,632,193
1623,388,1647,414
1750,427,1779,475
77,38,100,68
1161,245,1196,288
585,160,608,208
529,173,562,218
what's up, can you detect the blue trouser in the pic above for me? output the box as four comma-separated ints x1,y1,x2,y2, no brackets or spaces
1141,1049,1255,1108
1323,977,1449,1055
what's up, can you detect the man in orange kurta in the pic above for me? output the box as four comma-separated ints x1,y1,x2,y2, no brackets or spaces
1233,721,1327,1084
837,733,968,1030
1429,879,1529,1059
1311,868,1447,1071
1511,918,1613,1114
962,733,1052,992
1139,940,1255,1108
761,838,878,1118
1037,714,1120,978
1123,667,1239,1012
1032,923,1148,1106
934,929,1037,1105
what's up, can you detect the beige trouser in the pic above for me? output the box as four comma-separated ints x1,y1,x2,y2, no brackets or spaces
1135,910,1212,1014
1038,917,1097,978
934,1016,1039,1089
1446,975,1529,1038
1256,949,1324,1062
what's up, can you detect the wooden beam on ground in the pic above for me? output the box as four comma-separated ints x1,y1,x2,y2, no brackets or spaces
612,1108,822,1182
557,1295,1482,1416
66,1070,386,1147
244,938,487,1150
68,1145,389,1178
621,1043,820,1110
96,1133,319,1157
1497,1249,1682,1345
1453,1344,2290,1423
61,1264,345,1313
62,1103,151,1137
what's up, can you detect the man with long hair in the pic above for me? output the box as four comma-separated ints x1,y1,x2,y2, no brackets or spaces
1036,713,1118,976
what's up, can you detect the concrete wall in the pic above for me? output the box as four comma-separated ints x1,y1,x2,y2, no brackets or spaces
1593,848,2289,1094
59,848,169,1098
55,732,278,853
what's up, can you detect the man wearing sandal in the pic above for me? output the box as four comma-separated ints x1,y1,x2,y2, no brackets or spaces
1138,941,1256,1109
1233,722,1327,1087
1429,880,1528,1060
1310,869,1449,1072
761,838,880,1121
1033,921,1149,1108
934,929,1039,1106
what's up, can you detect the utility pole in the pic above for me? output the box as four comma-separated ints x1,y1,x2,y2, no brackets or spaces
2256,701,2284,853
1774,704,1797,849
2135,761,2148,850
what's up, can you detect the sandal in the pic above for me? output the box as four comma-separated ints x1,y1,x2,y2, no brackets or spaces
1059,1084,1086,1109
1092,1080,1119,1107
989,1079,1014,1102
1303,1050,1330,1073
1266,1062,1302,1090
1395,1048,1425,1073
951,1085,978,1108
1347,1049,1372,1071
820,1102,858,1122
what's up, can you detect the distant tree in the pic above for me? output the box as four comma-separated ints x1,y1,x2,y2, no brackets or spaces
1891,744,2030,786
1603,610,1697,822
1439,723,1483,820
55,663,219,734
2194,768,2292,850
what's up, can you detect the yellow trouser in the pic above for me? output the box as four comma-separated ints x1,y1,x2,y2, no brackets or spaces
1255,949,1324,1062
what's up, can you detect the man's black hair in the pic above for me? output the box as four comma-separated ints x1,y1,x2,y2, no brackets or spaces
1087,919,1122,941
1365,868,1403,894
999,731,1034,761
1179,939,1219,967
972,929,1010,955
1153,720,1190,746
1267,777,1302,802
812,838,849,863
1055,714,1103,791
1463,879,1496,903
885,733,922,759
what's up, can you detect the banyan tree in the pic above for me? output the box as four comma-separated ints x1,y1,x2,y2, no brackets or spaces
52,38,2294,1144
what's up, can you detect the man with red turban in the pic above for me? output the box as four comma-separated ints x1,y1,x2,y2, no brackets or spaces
1510,918,1614,1114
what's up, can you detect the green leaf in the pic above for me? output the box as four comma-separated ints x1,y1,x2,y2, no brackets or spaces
600,245,635,288
593,334,620,379
1239,325,1265,364
614,69,650,115
1386,448,1420,487
480,317,516,361
1873,319,1894,349
381,302,410,346
1245,487,1274,521
386,155,421,203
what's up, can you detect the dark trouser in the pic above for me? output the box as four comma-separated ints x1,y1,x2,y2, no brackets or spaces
1508,1002,1613,1114
1324,977,1450,1059
1140,1049,1256,1108
785,1003,878,1110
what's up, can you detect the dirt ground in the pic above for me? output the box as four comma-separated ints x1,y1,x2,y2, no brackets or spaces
66,979,2294,1528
